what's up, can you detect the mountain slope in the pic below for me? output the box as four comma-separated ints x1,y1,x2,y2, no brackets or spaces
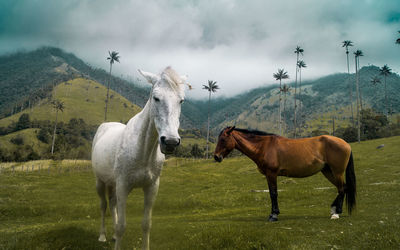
0,47,199,128
0,77,141,161
1,47,399,135
0,78,141,127
190,65,400,136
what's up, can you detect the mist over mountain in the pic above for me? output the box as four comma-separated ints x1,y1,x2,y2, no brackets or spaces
1,47,399,135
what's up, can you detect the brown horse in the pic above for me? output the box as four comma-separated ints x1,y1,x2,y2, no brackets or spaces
213,126,356,222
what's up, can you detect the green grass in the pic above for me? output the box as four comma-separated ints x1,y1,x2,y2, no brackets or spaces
0,78,141,127
0,128,47,152
1,136,400,249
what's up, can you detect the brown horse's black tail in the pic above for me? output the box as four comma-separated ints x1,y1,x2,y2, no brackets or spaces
345,152,356,214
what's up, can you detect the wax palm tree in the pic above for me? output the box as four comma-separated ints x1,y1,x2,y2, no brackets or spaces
293,46,304,138
104,51,120,121
203,80,219,159
273,69,289,136
51,100,65,155
354,50,363,143
281,84,291,135
342,40,354,125
297,60,307,116
379,65,392,116
355,50,364,110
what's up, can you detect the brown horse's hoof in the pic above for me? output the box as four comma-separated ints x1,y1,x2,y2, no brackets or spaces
268,214,278,222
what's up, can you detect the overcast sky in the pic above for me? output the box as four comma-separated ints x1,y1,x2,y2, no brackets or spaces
1,0,399,99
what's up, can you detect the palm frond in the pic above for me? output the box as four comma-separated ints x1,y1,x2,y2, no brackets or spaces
202,85,210,91
203,80,219,93
273,69,289,80
379,65,392,76
107,51,120,64
51,100,65,112
281,84,291,93
354,49,363,57
370,76,381,85
342,40,353,48
294,46,304,55
297,60,307,68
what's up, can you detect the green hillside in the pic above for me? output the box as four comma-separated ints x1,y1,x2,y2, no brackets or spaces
0,78,141,161
0,47,149,117
0,136,399,249
0,78,141,127
1,47,399,147
191,66,400,138
0,47,199,128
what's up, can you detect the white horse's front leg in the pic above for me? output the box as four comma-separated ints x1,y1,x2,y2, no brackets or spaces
114,181,128,250
142,178,160,250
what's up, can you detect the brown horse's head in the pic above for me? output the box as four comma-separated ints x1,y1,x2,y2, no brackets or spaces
214,126,236,162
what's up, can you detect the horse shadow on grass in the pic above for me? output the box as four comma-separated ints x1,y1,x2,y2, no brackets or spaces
192,213,330,224
33,226,112,250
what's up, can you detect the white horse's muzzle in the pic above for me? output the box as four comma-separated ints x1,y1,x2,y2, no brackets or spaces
160,136,180,154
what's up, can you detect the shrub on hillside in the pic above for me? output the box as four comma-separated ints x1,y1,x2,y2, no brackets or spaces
16,114,31,130
37,128,51,143
10,135,24,145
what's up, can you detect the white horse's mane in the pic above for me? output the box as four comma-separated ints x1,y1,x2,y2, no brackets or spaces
161,66,186,95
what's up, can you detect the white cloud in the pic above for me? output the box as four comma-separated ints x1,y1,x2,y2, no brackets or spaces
1,0,399,98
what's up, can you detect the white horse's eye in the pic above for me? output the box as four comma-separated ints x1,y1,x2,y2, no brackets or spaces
180,99,184,104
153,97,160,102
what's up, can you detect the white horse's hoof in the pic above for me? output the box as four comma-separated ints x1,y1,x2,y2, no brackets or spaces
330,213,340,219
98,234,107,242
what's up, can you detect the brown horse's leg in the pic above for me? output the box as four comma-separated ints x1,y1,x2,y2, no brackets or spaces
321,165,345,219
266,173,280,222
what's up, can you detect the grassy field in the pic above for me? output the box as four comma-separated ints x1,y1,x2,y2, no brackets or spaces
1,136,400,249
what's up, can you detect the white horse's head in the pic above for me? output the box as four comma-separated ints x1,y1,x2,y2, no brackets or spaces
138,67,188,154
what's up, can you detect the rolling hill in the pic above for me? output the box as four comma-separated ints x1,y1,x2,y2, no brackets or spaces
194,65,400,136
1,47,400,141
0,78,141,127
0,78,141,161
0,47,201,128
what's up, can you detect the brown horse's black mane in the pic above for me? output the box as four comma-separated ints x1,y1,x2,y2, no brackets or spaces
234,128,276,136
220,127,276,137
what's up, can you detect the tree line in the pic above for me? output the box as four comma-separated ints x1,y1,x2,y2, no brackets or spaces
273,31,399,141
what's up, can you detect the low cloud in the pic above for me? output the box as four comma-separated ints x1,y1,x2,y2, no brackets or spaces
1,0,399,98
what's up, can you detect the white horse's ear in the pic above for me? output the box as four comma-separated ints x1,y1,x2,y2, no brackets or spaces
138,69,160,85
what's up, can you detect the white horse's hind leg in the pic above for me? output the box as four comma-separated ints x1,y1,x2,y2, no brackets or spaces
96,179,107,242
114,181,128,250
142,178,160,250
108,185,118,241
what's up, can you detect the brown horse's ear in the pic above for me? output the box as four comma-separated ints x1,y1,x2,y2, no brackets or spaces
227,126,235,134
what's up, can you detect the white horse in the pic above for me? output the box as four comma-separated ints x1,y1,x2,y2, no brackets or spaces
92,67,187,250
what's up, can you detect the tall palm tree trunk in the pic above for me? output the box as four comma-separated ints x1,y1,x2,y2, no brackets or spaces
355,57,361,143
384,76,388,116
298,68,302,132
104,63,113,121
278,80,282,135
357,57,363,110
51,109,59,155
283,91,287,135
346,51,354,127
206,91,211,159
294,54,299,138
